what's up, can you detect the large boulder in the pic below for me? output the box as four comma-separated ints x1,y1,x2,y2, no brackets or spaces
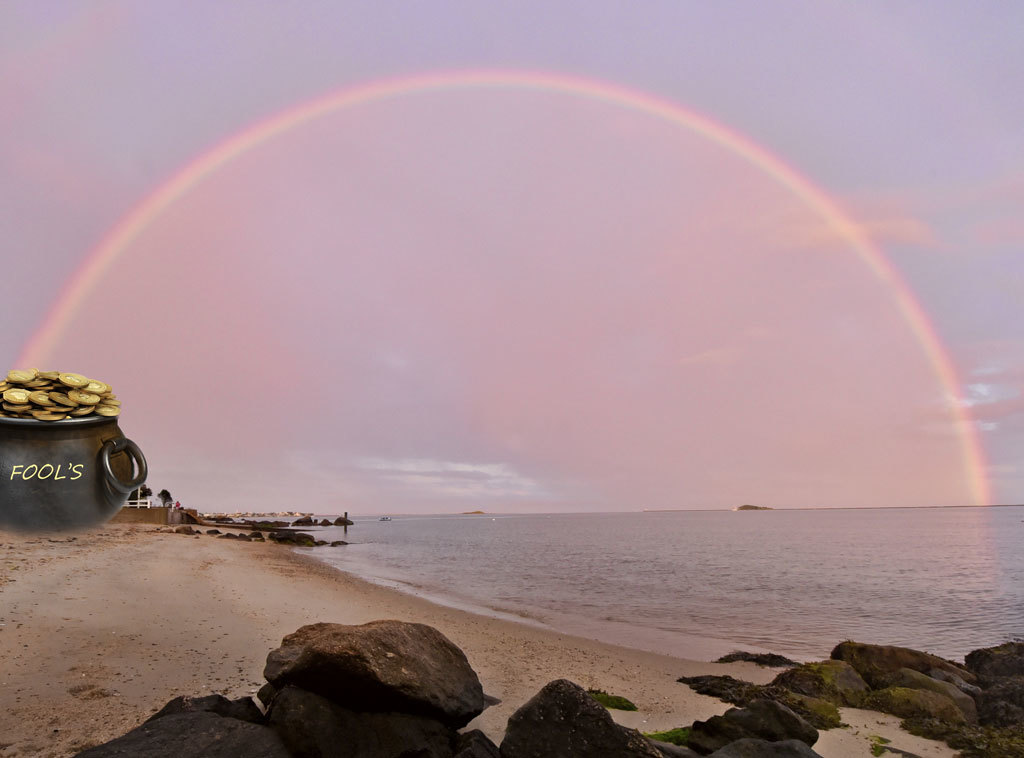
145,694,263,724
927,667,982,698
264,620,484,728
291,516,314,526
830,641,975,689
880,668,977,723
334,516,354,526
677,675,838,731
687,700,817,755
770,661,867,707
499,679,663,758
706,739,823,757
266,685,454,758
862,687,966,723
454,730,501,758
649,741,701,757
977,676,1024,727
965,642,1024,682
74,712,291,757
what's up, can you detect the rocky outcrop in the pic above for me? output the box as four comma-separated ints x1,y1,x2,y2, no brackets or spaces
263,620,485,728
716,652,797,668
686,700,817,755
334,516,354,526
862,686,966,723
770,660,867,707
266,685,456,758
74,711,291,757
145,693,263,724
706,739,822,757
830,641,975,689
499,679,663,757
291,516,314,526
676,675,838,730
965,642,1024,682
879,668,977,723
454,730,501,758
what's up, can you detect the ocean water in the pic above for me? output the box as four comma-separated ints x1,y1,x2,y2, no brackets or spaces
300,506,1024,662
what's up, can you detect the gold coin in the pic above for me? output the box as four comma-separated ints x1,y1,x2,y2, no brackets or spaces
3,402,31,412
0,382,9,392
69,406,95,416
32,410,67,421
84,380,110,394
7,369,37,383
95,405,120,417
68,389,101,405
37,370,60,380
3,388,30,404
48,392,79,407
58,373,89,388
99,398,122,407
28,391,52,405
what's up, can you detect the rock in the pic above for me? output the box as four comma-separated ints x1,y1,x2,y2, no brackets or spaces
257,682,278,709
677,676,838,731
687,699,818,755
218,533,238,539
291,516,314,526
499,679,662,757
173,526,196,535
649,741,701,757
706,738,823,757
146,694,263,724
880,668,977,723
777,694,840,730
977,676,1024,727
454,729,500,758
264,620,484,728
678,675,763,704
266,685,455,758
771,661,868,707
314,540,328,546
926,668,982,698
318,519,332,526
965,642,1024,682
236,533,252,541
862,687,966,723
74,711,291,757
205,529,221,535
334,516,354,526
330,541,348,547
830,641,976,689
717,652,798,668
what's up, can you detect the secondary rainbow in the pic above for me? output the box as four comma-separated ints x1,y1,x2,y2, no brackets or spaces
15,68,991,505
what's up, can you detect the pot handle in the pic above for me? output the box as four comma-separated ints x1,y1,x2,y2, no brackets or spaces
100,437,148,494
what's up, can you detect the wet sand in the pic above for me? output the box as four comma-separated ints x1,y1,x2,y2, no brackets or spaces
0,525,954,757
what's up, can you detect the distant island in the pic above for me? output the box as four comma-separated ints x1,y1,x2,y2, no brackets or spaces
735,504,773,511
461,510,486,515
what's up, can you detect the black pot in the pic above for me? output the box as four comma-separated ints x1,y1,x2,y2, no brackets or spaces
0,415,147,531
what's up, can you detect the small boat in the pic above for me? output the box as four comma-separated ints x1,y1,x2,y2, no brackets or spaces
378,516,392,521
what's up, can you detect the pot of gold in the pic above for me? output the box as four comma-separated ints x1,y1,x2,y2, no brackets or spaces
0,369,147,531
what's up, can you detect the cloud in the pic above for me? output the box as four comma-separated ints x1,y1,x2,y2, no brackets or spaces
353,458,548,499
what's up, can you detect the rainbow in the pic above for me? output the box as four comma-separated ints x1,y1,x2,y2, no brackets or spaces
14,68,991,505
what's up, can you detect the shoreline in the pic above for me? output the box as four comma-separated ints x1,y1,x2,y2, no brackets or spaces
0,525,955,757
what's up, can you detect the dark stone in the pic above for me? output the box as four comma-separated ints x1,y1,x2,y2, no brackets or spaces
330,541,349,547
318,519,332,526
831,641,975,689
717,652,798,668
499,679,662,757
146,694,263,724
977,676,1024,727
266,685,455,758
880,668,977,723
173,526,196,535
706,739,823,757
73,712,291,757
927,668,982,698
454,729,500,758
334,516,354,526
677,676,838,731
862,687,965,724
218,533,238,539
291,516,314,526
965,642,1024,682
264,620,484,728
237,533,253,541
688,700,818,755
205,529,221,535
257,682,278,708
314,540,327,546
770,661,867,707
650,741,701,757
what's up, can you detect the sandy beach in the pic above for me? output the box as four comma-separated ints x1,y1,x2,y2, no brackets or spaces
0,525,955,757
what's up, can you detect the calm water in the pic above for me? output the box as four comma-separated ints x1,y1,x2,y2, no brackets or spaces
301,507,1024,662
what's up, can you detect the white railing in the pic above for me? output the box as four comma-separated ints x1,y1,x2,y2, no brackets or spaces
125,498,154,508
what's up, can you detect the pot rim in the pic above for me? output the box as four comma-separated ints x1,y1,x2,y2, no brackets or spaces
0,414,119,427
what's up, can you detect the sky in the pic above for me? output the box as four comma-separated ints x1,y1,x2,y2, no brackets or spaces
1,2,1022,514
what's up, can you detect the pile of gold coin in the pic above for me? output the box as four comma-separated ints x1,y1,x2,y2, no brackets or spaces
0,369,121,421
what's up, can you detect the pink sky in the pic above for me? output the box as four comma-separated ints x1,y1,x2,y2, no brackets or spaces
30,90,974,512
